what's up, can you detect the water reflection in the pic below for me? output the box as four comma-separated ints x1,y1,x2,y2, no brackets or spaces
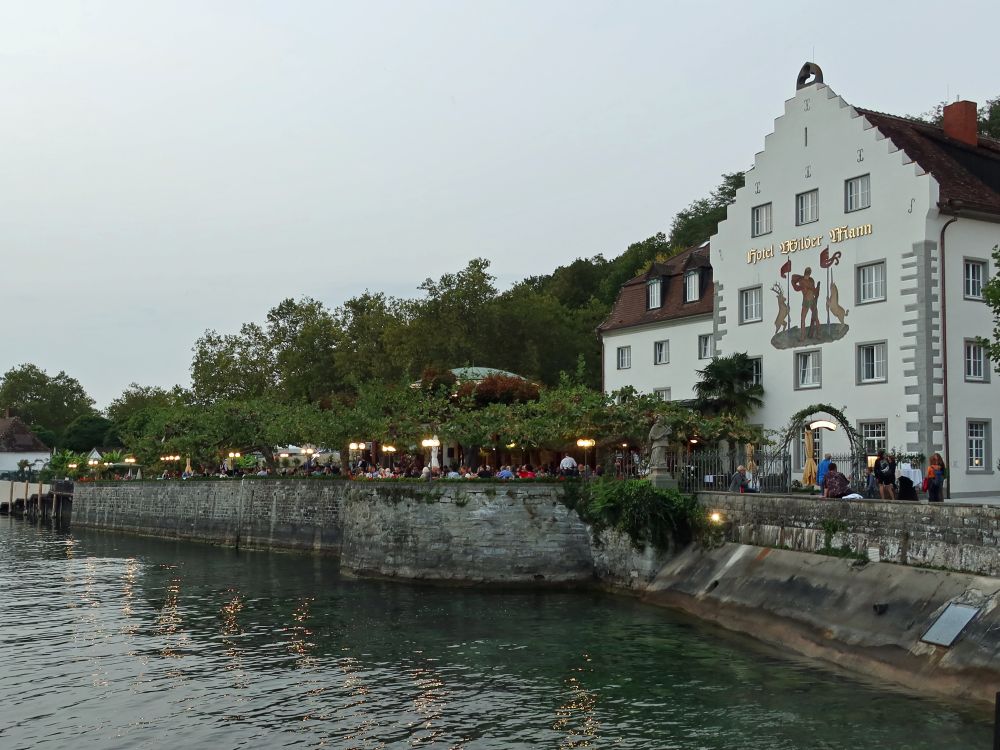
0,521,991,750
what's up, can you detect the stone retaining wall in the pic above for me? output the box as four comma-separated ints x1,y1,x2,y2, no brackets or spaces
699,491,1000,576
70,480,661,585
71,479,346,552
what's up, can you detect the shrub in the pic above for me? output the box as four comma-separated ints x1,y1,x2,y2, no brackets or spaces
580,479,704,550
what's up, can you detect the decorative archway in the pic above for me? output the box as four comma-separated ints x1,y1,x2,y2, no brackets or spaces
777,403,867,484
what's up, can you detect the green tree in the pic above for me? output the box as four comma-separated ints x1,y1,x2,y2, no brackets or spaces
62,414,118,452
0,363,96,437
190,323,276,403
331,292,409,387
668,172,746,249
693,352,764,419
980,243,1000,370
190,297,343,405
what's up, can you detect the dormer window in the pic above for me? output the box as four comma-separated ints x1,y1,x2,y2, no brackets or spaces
647,278,662,309
684,270,700,302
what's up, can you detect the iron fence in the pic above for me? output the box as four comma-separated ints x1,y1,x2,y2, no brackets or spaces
600,447,869,494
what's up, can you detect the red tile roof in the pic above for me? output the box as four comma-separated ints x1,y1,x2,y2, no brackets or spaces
858,108,1000,216
598,244,714,333
0,418,50,452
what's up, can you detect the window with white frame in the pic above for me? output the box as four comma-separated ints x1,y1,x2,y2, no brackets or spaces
616,346,631,370
796,189,819,225
698,334,712,360
751,203,772,237
798,427,822,470
647,278,661,309
684,270,700,302
965,340,986,381
653,388,671,402
860,421,887,454
857,342,887,384
653,340,670,365
968,421,987,470
749,357,763,386
856,261,886,304
739,286,763,324
845,174,871,212
965,260,986,299
795,350,821,389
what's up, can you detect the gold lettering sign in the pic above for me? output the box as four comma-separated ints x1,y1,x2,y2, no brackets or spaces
745,224,873,264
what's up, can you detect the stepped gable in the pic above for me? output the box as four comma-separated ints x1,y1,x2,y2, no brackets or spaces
598,243,713,333
858,108,1000,216
0,417,50,452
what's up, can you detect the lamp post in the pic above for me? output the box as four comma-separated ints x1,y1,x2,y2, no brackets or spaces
227,451,241,473
421,437,441,470
576,438,596,475
383,445,396,471
303,447,316,471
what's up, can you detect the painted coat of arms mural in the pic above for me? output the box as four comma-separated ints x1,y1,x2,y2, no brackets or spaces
770,246,849,349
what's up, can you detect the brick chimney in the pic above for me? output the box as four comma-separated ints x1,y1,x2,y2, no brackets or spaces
942,100,978,146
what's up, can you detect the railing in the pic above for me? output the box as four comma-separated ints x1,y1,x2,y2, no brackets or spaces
645,449,867,494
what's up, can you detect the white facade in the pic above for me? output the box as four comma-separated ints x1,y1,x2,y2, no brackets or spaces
602,70,1000,497
602,315,713,401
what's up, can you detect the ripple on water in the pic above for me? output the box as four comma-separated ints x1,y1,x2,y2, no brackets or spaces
0,520,991,749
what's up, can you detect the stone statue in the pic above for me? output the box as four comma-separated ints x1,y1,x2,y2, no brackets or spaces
648,416,672,465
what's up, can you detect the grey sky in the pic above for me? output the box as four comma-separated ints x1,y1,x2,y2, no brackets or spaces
2,1,998,406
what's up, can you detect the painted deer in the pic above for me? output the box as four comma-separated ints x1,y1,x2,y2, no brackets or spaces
827,282,849,325
772,283,790,335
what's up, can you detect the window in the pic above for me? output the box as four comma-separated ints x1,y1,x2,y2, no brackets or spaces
965,340,987,381
845,174,871,212
616,346,631,370
860,421,887,454
967,420,988,470
795,350,821,389
698,334,712,360
647,278,662,309
796,189,819,225
653,340,669,365
739,286,763,324
751,203,772,237
857,342,887,384
749,357,763,386
684,270,700,302
798,427,822,470
653,388,671,402
965,260,986,300
856,261,886,304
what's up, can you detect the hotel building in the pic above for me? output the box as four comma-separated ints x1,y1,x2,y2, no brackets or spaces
600,64,1000,498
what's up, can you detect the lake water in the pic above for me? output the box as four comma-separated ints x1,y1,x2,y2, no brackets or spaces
0,518,990,749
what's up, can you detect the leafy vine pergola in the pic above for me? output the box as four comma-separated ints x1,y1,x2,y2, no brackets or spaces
777,403,868,482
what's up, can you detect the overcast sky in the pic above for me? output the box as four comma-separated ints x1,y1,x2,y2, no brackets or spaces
2,1,998,406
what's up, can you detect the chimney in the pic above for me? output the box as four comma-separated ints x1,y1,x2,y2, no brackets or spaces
942,100,978,146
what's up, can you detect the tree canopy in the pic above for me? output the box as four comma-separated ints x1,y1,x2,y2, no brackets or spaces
0,364,96,439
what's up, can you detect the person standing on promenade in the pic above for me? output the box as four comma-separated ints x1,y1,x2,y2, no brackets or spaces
925,453,946,503
874,450,896,500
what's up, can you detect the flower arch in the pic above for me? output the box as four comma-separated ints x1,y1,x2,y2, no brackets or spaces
777,403,867,482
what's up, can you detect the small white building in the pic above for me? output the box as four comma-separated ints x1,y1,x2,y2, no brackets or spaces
601,63,1000,498
0,417,51,473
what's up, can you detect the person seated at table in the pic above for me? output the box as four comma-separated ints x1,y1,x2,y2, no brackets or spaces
728,465,757,493
822,463,851,499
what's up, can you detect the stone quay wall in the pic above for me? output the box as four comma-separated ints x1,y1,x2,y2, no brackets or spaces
70,480,664,585
71,479,346,552
699,491,1000,576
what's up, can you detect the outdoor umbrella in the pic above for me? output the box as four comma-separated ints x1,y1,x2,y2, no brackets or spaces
745,443,757,474
802,430,818,486
185,457,193,475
